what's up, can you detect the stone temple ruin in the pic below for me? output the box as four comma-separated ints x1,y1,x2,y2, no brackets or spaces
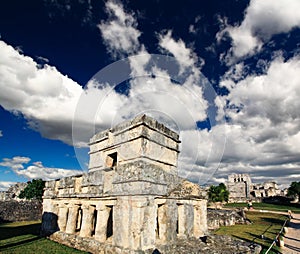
227,173,282,202
41,115,207,253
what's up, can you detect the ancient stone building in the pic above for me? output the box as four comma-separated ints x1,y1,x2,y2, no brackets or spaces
251,181,281,198
227,173,281,202
0,182,27,201
227,174,252,202
41,115,207,253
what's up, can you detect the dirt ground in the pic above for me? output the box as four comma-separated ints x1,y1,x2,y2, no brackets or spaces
282,212,300,254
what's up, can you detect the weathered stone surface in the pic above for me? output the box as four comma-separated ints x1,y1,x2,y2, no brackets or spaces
168,180,207,198
156,235,261,254
89,114,180,174
207,208,247,230
49,232,261,254
0,200,42,222
42,115,208,253
227,173,282,202
0,182,28,201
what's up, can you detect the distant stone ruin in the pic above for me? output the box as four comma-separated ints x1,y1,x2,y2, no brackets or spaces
41,115,207,253
0,182,27,201
0,182,42,222
227,173,282,202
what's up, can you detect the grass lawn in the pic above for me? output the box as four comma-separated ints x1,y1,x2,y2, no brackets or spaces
215,211,288,254
224,202,300,213
0,221,87,254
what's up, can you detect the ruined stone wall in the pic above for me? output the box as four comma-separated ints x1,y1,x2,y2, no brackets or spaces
89,115,180,175
207,209,247,230
227,173,283,202
41,168,208,253
0,200,42,222
0,182,27,201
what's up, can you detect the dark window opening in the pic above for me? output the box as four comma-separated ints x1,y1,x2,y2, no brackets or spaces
176,206,179,234
156,204,163,238
91,208,97,236
106,206,113,238
106,152,117,168
76,207,82,232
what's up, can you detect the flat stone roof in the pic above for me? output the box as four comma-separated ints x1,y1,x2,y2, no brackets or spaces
90,114,180,144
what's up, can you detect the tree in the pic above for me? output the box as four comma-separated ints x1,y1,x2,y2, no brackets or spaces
287,181,300,201
18,179,45,200
208,183,229,204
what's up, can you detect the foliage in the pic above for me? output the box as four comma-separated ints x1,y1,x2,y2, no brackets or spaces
208,183,229,203
18,179,45,200
287,181,300,199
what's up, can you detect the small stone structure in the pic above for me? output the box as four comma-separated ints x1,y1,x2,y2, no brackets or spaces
227,173,282,202
251,181,281,198
207,209,247,230
0,182,27,201
41,115,207,253
0,182,42,222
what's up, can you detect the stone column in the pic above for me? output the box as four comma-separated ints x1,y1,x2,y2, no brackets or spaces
199,200,207,234
177,203,194,238
94,204,111,242
65,204,79,234
157,201,177,243
57,204,68,232
79,204,95,237
193,200,207,237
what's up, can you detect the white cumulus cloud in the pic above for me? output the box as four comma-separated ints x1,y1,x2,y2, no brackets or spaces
0,40,83,145
207,54,300,186
0,156,82,181
219,0,300,63
98,0,141,57
0,181,16,192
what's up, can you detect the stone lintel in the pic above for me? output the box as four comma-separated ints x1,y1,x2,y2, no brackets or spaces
89,134,180,156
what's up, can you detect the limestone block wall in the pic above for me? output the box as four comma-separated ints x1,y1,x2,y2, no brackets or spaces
207,209,246,230
41,115,207,253
42,195,207,253
42,168,207,253
89,115,180,174
0,200,42,222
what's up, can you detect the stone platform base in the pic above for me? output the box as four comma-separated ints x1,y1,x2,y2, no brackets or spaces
49,231,155,254
49,231,261,254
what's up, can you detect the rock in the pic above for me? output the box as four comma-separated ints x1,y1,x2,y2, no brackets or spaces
155,234,261,254
207,208,247,230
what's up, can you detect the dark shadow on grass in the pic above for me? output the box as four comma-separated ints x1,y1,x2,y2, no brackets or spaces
261,217,286,225
233,235,276,253
0,236,42,251
0,222,41,241
247,232,274,243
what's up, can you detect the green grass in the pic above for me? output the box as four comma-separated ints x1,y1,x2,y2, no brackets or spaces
0,221,88,254
215,211,288,254
224,202,300,213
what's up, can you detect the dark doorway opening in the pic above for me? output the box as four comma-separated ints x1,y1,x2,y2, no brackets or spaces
106,206,113,238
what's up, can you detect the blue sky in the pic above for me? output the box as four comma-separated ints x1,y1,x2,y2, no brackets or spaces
0,0,300,190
